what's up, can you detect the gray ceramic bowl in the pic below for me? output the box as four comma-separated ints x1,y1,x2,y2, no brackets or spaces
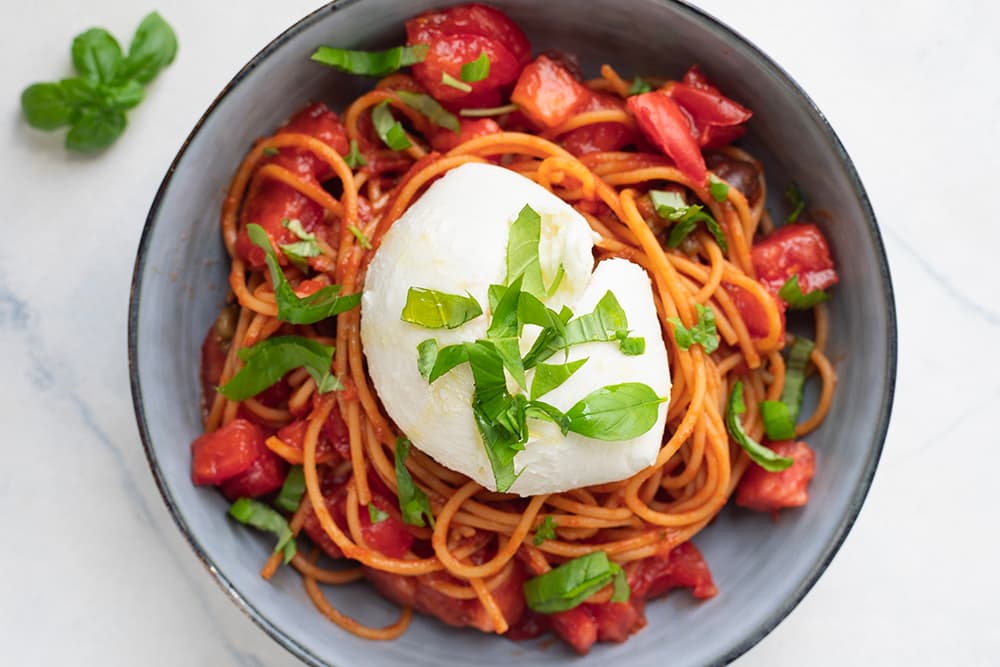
129,1,896,665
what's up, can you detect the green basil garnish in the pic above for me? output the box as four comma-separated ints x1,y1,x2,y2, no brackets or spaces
628,77,653,95
247,223,361,324
218,335,339,401
345,138,367,168
667,303,719,354
367,503,389,524
565,382,665,441
533,515,557,546
394,438,435,527
228,497,296,564
396,90,460,133
441,71,473,92
401,287,483,329
726,381,794,471
778,274,830,309
709,175,730,202
348,224,372,250
505,204,546,297
460,51,491,82
459,103,519,118
760,337,815,440
274,466,306,513
530,358,587,400
278,218,321,269
523,551,629,613
372,101,412,151
416,338,470,382
785,182,806,223
310,44,428,77
20,12,176,152
650,189,729,253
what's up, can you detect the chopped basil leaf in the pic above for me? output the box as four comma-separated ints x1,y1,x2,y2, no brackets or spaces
611,567,630,602
274,466,306,512
726,381,794,471
530,358,587,400
522,291,629,368
441,71,472,93
778,274,830,308
279,218,321,268
667,303,719,354
709,175,730,202
310,44,428,77
523,551,627,613
533,515,557,546
394,438,435,527
367,503,389,524
460,51,491,82
247,224,361,324
785,182,806,223
616,332,646,356
348,224,372,250
762,336,815,439
505,204,546,297
396,90,460,133
524,400,571,435
372,101,412,151
218,335,339,401
401,287,483,329
486,276,527,389
565,382,664,441
650,189,728,252
459,103,519,117
262,146,280,157
416,338,470,382
345,138,367,168
228,497,296,564
546,264,565,297
628,77,653,95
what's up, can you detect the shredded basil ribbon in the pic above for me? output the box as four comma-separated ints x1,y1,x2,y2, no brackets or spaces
372,101,412,150
760,337,815,440
396,90,460,133
650,189,728,252
310,44,428,77
274,466,305,512
533,515,557,546
218,335,340,401
228,498,296,563
726,381,794,471
460,51,490,82
367,503,389,524
523,551,629,613
394,438,435,527
785,182,806,223
667,303,719,354
401,287,483,329
441,71,472,92
778,274,830,308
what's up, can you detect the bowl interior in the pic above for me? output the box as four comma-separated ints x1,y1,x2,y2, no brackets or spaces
130,1,894,666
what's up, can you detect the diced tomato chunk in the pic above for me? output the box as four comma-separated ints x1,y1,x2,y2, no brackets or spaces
681,64,717,92
234,181,325,268
630,541,718,600
360,495,413,558
550,605,599,655
699,123,747,150
751,223,838,296
407,26,520,104
669,66,752,149
320,402,351,459
736,440,816,512
429,117,502,152
561,91,636,156
511,55,590,129
408,3,531,66
588,600,645,643
300,468,350,559
505,609,550,640
274,418,341,464
219,449,287,500
626,91,707,185
191,418,266,486
270,101,350,181
723,283,786,340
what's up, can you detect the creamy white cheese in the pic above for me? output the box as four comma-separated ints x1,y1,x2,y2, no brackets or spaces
361,163,670,496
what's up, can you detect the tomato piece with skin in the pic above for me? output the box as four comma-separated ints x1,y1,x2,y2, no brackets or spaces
219,449,287,501
300,467,351,559
234,181,325,269
269,101,350,181
550,605,599,655
626,91,707,185
200,324,227,414
191,418,266,486
588,600,646,643
408,30,520,104
736,440,816,513
319,402,351,459
751,223,838,296
429,117,502,152
511,55,591,129
667,83,752,129
561,91,636,156
274,418,341,463
408,3,531,67
360,494,414,558
630,541,718,600
723,282,786,340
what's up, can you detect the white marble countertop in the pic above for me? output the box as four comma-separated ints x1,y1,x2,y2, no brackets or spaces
2,0,997,664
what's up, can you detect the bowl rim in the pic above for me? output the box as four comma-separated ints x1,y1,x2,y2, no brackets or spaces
127,1,897,665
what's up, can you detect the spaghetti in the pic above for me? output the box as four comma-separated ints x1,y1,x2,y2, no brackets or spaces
190,3,839,655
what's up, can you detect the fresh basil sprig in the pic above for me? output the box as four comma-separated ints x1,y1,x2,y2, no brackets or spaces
523,551,629,613
760,337,815,440
247,224,361,324
650,189,728,252
778,274,830,309
401,287,483,329
218,335,340,401
274,466,306,512
372,101,412,151
310,44,428,77
726,381,794,471
460,51,491,82
667,303,719,354
396,90,460,133
533,515,557,546
228,497,297,564
20,12,177,152
394,438,435,527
